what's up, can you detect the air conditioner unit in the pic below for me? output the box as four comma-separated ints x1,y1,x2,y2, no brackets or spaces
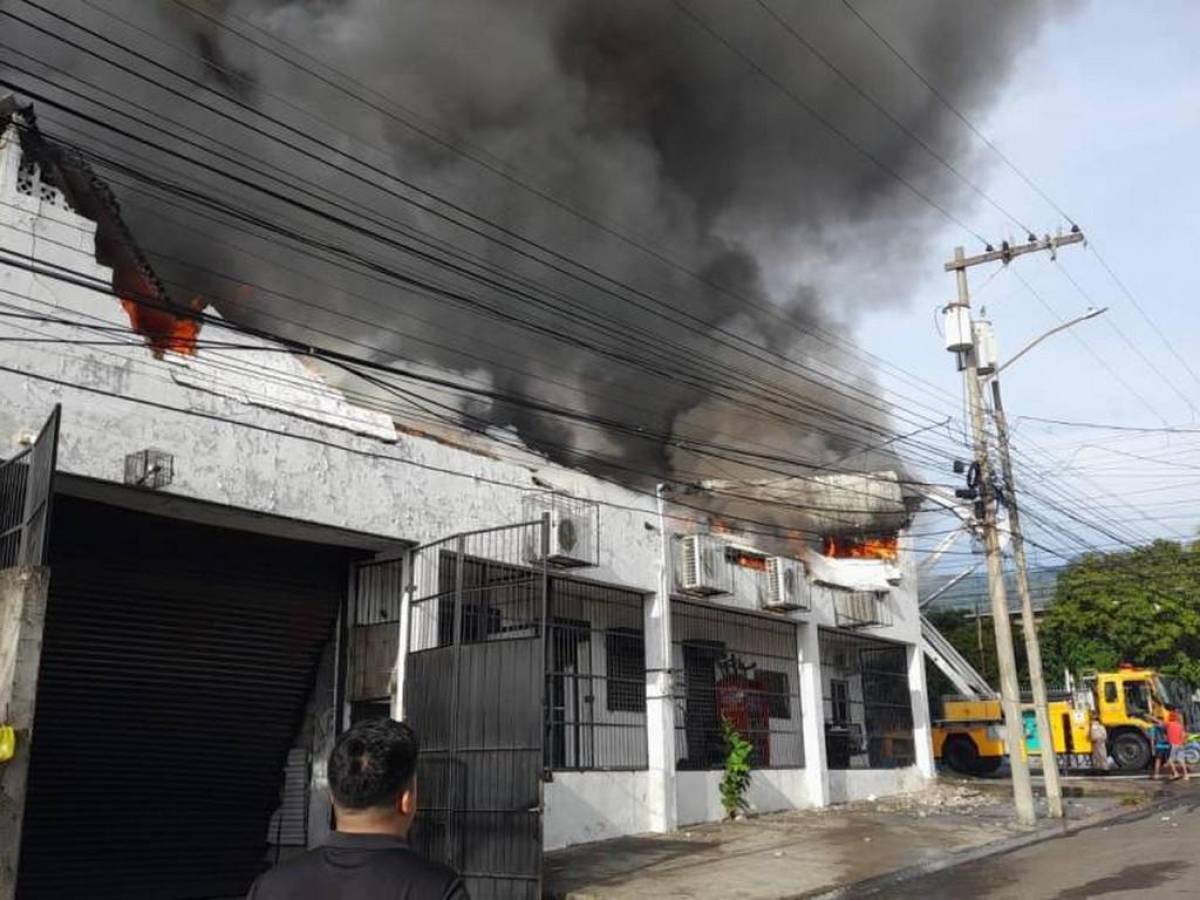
834,590,887,628
677,534,730,595
762,556,809,612
523,493,599,568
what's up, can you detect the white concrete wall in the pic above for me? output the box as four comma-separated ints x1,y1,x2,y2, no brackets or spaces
675,768,812,826
543,771,654,850
827,766,926,804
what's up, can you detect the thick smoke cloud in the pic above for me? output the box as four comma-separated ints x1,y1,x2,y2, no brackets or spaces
2,0,1071,500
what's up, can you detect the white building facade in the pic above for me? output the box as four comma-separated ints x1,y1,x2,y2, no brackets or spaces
0,109,934,899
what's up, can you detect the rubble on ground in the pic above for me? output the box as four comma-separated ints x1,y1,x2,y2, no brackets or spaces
857,783,995,816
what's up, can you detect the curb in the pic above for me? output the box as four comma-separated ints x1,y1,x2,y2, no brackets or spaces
793,787,1181,899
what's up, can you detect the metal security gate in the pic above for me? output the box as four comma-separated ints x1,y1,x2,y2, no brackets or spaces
404,520,548,900
19,497,353,899
0,404,59,568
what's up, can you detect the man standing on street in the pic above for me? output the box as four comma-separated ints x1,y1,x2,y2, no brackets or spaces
1165,707,1191,782
247,718,468,899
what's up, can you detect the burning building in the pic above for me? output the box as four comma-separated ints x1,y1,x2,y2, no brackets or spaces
0,0,1065,893
0,101,936,900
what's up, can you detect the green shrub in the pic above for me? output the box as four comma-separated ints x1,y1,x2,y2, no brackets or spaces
720,717,753,820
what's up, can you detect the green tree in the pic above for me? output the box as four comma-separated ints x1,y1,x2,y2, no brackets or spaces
1041,540,1200,685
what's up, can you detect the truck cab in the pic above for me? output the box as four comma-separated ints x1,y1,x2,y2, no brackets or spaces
1087,666,1160,770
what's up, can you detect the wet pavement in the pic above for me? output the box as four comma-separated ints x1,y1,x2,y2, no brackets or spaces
870,783,1200,899
544,779,1164,899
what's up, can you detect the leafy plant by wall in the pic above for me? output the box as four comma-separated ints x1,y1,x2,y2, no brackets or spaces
720,717,753,820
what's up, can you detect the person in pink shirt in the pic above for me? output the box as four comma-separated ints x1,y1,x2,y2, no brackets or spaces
1165,708,1190,782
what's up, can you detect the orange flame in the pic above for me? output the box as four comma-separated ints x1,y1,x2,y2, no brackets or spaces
114,268,207,357
731,551,767,572
822,534,899,561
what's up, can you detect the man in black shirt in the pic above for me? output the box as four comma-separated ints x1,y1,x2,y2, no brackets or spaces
248,718,467,899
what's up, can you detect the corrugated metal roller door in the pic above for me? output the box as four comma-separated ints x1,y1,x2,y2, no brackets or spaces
18,497,356,900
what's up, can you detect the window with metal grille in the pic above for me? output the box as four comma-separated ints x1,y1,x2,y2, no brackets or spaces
605,627,646,713
546,580,648,771
830,679,850,725
671,600,803,770
820,629,914,770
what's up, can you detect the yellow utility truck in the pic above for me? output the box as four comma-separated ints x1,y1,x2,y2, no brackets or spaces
933,664,1196,774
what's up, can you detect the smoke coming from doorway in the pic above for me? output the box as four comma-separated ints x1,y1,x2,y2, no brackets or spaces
2,0,1073,500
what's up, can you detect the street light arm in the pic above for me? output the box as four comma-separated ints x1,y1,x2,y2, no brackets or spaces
995,307,1108,376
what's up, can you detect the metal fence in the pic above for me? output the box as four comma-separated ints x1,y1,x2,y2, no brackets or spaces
819,629,914,770
546,579,647,771
0,405,59,568
671,600,803,770
404,520,548,900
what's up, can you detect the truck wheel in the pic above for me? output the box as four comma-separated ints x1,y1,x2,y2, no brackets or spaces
943,736,980,775
973,755,1003,775
1110,730,1151,771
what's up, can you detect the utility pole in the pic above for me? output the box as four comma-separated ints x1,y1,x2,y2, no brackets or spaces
990,377,1062,818
947,243,1036,826
943,229,1085,827
990,305,1103,821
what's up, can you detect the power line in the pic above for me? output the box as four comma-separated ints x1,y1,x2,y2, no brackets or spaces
3,1,962,439
147,0,972,413
0,354,988,555
754,0,1034,235
2,73,963,462
666,0,990,245
1053,259,1198,418
1018,416,1200,435
1010,267,1169,424
838,0,1200,402
0,248,967,509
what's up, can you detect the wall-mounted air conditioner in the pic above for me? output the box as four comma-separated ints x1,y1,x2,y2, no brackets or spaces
523,492,599,568
677,534,730,595
833,590,890,628
762,556,809,612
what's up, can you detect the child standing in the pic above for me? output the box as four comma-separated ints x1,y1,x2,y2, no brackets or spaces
1149,717,1171,780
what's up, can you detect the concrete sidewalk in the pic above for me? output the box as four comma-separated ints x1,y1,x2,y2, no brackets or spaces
544,778,1169,899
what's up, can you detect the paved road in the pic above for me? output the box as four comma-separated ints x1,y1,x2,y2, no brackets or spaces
873,786,1200,899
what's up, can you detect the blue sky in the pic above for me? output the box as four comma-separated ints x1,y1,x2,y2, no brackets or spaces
854,0,1200,569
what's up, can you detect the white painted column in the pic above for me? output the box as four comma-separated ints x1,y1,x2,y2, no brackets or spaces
644,492,678,832
797,620,830,807
907,643,937,780
0,122,21,197
644,590,677,832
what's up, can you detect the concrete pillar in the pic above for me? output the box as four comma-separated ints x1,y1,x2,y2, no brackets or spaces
0,566,49,900
797,621,830,807
643,587,677,833
907,643,937,780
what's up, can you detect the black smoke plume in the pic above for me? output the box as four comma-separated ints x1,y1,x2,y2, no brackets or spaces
1,0,1073,503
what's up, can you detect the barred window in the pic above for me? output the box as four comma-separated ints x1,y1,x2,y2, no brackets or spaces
547,581,648,771
820,629,914,770
605,628,646,713
756,670,792,719
671,600,803,770
830,679,850,725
